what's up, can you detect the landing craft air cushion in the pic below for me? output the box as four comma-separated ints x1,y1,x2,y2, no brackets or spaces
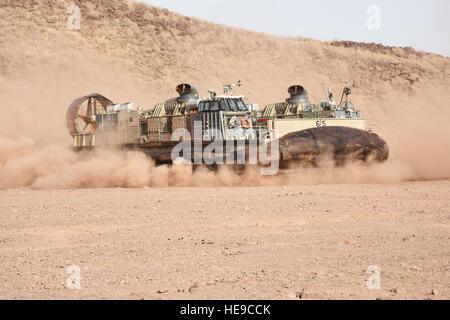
66,82,389,167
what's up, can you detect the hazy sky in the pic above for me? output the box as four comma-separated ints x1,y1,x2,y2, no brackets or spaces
142,0,450,57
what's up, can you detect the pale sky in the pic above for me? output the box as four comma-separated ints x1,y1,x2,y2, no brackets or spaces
142,0,450,57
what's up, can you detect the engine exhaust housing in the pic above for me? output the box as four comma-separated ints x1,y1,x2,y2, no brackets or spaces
286,85,310,104
174,83,199,104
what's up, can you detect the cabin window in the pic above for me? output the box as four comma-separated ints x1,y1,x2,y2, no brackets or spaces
219,100,227,111
237,100,247,111
199,101,211,112
228,99,238,111
210,101,219,111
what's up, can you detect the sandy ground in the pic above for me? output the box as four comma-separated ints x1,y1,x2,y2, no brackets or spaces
0,180,448,300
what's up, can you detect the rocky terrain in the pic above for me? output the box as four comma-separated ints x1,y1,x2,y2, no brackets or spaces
0,182,449,299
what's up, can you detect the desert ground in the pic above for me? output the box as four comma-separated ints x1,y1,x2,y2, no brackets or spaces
1,180,448,300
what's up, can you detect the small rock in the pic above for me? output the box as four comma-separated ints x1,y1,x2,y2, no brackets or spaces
157,289,168,294
296,289,324,300
431,288,439,296
295,289,305,299
188,282,199,293
390,287,407,295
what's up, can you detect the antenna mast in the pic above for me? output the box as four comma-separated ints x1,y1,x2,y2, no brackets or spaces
339,82,352,108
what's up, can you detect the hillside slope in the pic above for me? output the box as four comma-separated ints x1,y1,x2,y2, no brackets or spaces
0,0,449,188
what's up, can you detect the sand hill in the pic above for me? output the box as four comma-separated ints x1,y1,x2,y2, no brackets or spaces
0,0,449,188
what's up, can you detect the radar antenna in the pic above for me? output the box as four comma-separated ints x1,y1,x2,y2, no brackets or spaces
208,89,217,99
223,80,242,96
322,82,334,104
223,84,233,96
234,80,242,96
339,82,352,109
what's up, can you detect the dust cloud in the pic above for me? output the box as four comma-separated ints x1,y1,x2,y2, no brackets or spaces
0,0,449,190
0,142,414,190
